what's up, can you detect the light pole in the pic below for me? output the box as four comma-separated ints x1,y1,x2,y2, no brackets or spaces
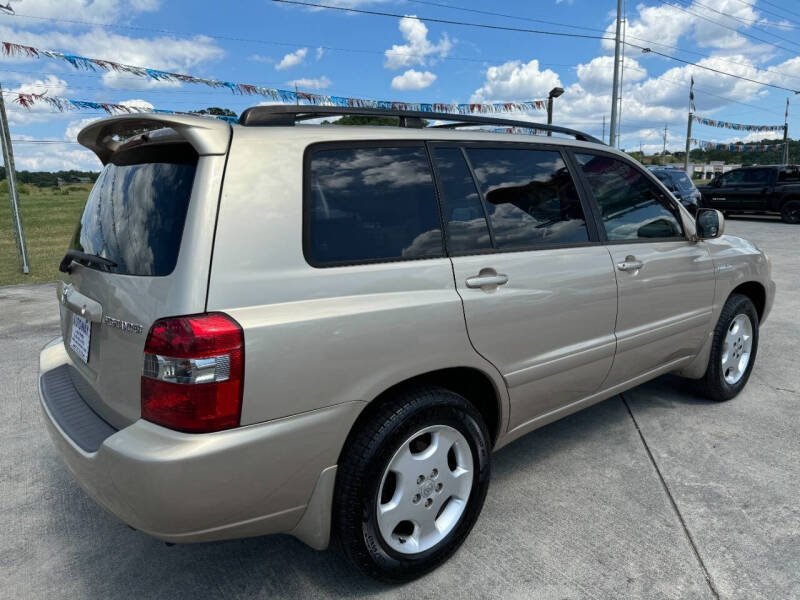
546,86,564,136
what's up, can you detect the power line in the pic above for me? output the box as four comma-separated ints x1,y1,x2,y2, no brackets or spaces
404,0,610,35
727,0,800,24
274,0,799,93
1,11,577,68
273,0,615,42
680,0,799,30
403,0,800,83
666,0,800,53
624,65,785,116
627,42,797,93
7,4,800,85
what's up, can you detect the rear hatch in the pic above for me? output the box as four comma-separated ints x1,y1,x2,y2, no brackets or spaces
59,115,231,429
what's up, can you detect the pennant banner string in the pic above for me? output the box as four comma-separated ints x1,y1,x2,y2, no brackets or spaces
690,138,782,152
3,90,238,122
0,40,547,115
692,114,784,133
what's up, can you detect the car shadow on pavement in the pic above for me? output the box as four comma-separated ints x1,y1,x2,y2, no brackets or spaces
38,374,713,599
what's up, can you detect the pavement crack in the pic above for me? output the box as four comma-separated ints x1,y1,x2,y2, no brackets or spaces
620,394,721,600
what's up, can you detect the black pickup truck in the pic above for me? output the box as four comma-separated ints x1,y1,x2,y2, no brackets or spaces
698,165,800,223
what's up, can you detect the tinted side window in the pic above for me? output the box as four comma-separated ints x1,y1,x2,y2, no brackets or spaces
743,169,770,185
431,147,492,253
576,153,683,241
466,148,589,249
779,168,800,182
307,146,443,265
721,170,747,186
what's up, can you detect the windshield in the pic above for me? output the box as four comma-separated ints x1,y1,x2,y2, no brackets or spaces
672,172,696,191
69,144,197,276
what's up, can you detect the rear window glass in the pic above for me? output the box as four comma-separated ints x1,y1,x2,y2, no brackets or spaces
69,145,197,276
306,145,444,265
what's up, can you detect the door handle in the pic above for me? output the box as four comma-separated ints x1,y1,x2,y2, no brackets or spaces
616,256,643,272
466,270,509,290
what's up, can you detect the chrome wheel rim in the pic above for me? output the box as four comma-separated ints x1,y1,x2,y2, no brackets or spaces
376,424,473,555
721,314,753,385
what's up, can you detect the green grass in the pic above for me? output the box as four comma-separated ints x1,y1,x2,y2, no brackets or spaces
0,184,90,286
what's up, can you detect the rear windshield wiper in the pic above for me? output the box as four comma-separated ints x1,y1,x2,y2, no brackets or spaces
59,250,118,274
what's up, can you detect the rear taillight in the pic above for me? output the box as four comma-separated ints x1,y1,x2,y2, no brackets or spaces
141,313,244,433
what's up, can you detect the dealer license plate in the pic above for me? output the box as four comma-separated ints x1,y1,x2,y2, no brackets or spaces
69,313,91,363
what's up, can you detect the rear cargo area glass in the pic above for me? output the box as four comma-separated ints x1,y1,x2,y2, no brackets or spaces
70,145,197,276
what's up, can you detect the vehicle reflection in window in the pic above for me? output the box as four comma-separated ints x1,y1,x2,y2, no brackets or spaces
466,148,589,250
576,153,683,241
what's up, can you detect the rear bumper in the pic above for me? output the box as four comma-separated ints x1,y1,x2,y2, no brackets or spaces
39,338,361,544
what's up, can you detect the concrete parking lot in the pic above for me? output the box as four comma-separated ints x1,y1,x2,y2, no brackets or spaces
1,218,798,599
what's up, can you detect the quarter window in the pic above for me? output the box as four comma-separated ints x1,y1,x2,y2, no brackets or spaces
576,153,684,241
307,146,444,265
465,148,589,249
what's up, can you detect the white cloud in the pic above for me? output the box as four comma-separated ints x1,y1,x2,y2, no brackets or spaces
276,48,308,70
13,143,101,171
11,75,69,97
471,59,562,102
0,24,225,91
65,117,101,141
384,16,452,70
118,98,154,110
287,76,332,89
316,47,324,60
603,0,774,57
249,54,273,64
391,69,437,90
6,0,160,22
576,56,646,94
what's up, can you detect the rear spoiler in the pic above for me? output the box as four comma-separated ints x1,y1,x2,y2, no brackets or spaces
77,113,232,164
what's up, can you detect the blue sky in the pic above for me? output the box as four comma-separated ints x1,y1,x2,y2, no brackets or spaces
0,0,798,171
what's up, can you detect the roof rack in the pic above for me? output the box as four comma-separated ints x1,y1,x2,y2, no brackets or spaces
237,105,604,144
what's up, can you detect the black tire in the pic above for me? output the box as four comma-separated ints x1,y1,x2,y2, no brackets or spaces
333,386,491,582
697,294,759,402
780,199,800,224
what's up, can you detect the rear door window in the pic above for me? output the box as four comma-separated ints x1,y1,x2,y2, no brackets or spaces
431,147,492,254
464,147,590,250
743,169,771,185
306,145,444,265
576,153,683,241
70,144,197,276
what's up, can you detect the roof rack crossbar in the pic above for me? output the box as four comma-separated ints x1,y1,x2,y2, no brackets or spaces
237,105,603,144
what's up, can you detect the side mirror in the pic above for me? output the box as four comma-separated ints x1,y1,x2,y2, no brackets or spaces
696,208,725,240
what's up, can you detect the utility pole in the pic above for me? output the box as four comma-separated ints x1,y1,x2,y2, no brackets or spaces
662,123,668,165
0,81,29,275
685,76,694,174
684,113,693,173
609,0,623,148
783,98,790,165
